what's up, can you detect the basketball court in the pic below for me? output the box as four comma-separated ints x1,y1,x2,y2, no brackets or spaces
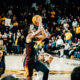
1,55,80,80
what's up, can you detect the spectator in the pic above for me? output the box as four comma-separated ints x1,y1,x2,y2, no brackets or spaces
13,32,16,44
2,32,8,46
71,66,80,80
61,29,65,41
17,30,21,36
44,29,50,52
0,32,2,40
12,33,16,53
60,17,66,25
72,19,78,27
51,36,56,50
7,34,13,54
63,22,69,31
76,24,80,39
56,36,64,49
14,36,20,54
71,27,76,43
65,30,72,45
19,35,25,54
63,42,71,56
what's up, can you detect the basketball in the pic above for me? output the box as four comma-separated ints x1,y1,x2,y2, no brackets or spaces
32,15,42,26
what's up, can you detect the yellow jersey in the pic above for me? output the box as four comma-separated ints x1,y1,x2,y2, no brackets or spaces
76,27,80,34
65,32,72,40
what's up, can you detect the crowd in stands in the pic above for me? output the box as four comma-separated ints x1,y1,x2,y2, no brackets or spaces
0,0,80,58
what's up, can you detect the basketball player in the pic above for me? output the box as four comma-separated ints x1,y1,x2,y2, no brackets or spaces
22,22,49,80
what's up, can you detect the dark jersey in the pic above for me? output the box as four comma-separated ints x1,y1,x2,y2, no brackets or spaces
25,38,38,62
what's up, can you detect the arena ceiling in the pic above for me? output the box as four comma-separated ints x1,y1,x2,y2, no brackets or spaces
0,0,79,8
